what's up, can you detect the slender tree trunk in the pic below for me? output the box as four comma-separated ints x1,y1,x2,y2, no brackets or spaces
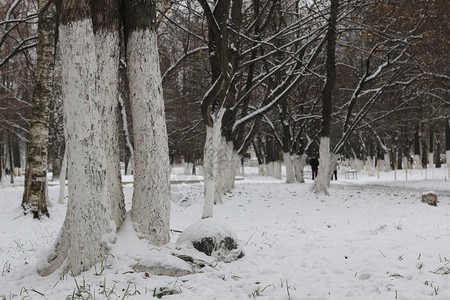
446,118,450,177
22,0,57,218
124,0,171,244
0,144,3,182
435,131,441,168
314,0,339,194
293,153,307,183
8,133,14,184
414,124,421,169
202,109,225,219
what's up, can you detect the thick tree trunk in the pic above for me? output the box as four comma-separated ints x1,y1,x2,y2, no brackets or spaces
315,137,332,194
39,18,116,277
284,152,295,183
22,0,56,218
126,28,170,244
39,0,124,276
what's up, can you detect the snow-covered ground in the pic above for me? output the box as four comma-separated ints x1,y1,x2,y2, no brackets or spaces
1,166,449,299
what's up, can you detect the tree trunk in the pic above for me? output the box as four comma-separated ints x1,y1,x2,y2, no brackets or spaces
50,97,65,181
38,0,122,276
446,118,450,177
414,124,421,169
293,154,306,183
435,131,441,168
124,0,171,245
8,133,14,184
0,144,3,182
314,0,339,194
202,109,225,219
13,139,21,176
284,152,295,183
22,0,57,218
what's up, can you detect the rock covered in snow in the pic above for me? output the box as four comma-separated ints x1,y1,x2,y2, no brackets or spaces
177,218,244,262
421,192,438,206
133,249,193,277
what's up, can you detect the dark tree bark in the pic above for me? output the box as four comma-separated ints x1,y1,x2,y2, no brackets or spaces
22,0,57,218
414,124,420,156
446,118,450,152
315,0,339,194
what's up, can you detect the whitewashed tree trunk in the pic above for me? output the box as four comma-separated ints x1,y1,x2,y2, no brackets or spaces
402,156,408,171
58,151,67,204
358,159,364,171
277,161,282,180
258,164,265,176
414,154,421,169
39,21,118,276
384,153,391,171
213,136,227,203
293,154,306,183
100,35,125,230
202,109,225,219
222,140,234,193
314,137,331,194
184,162,193,175
283,152,295,183
427,152,433,169
266,162,273,177
378,159,385,172
446,150,450,178
128,29,171,245
197,165,203,176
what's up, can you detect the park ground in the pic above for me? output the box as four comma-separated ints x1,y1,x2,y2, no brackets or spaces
1,166,449,299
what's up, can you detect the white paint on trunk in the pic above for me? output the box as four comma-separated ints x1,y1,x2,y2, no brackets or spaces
276,161,282,180
314,137,331,195
266,162,273,177
293,154,307,183
402,156,408,171
427,152,434,168
378,159,385,172
38,21,117,276
202,108,225,219
197,165,203,176
184,162,193,175
283,152,295,183
97,30,125,230
127,29,171,245
384,153,391,171
414,154,421,169
258,164,265,176
446,150,450,178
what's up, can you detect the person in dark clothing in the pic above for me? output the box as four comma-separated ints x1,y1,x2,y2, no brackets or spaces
310,154,319,180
